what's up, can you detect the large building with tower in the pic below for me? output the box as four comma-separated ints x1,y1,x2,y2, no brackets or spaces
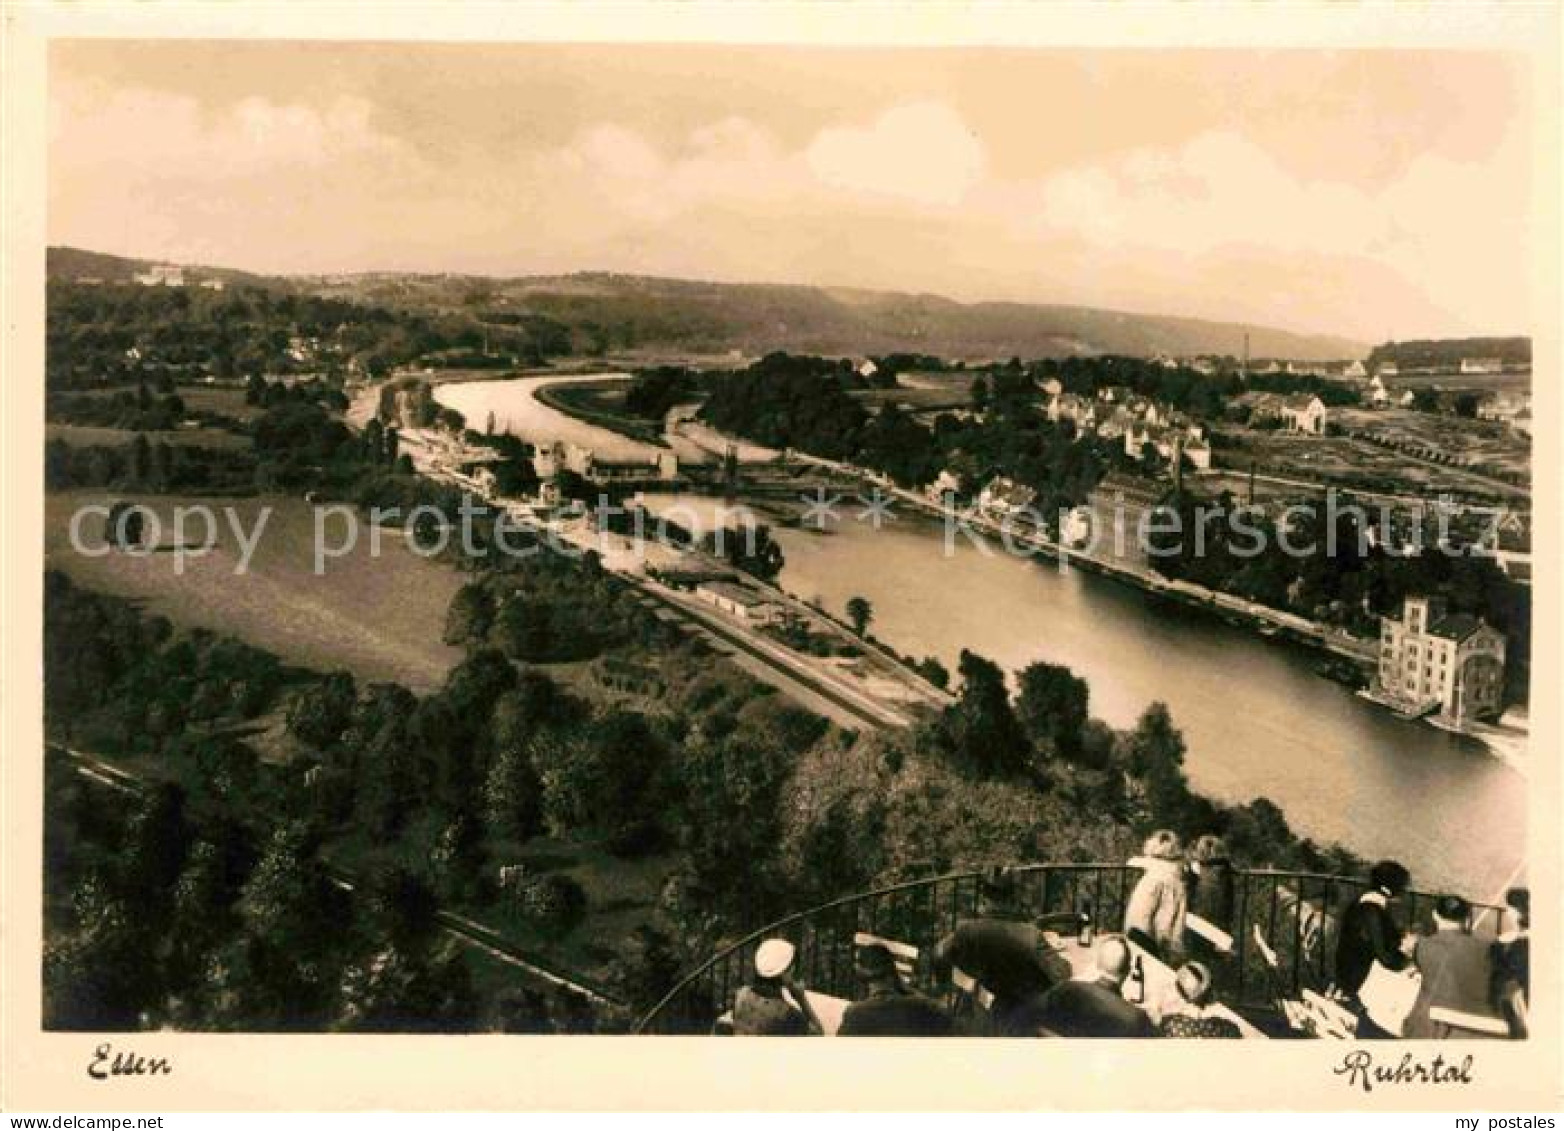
1374,596,1506,725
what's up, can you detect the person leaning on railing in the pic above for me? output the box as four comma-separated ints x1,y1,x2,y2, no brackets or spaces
837,943,953,1037
729,939,824,1036
1123,831,1189,962
1332,860,1415,1039
1493,887,1530,1038
929,866,1072,1036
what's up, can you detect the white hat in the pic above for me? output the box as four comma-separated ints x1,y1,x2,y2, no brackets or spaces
754,939,796,979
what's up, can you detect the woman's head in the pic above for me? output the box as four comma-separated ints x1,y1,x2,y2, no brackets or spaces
1507,887,1530,929
1175,961,1215,1007
1142,830,1184,862
1368,860,1411,897
1191,834,1228,865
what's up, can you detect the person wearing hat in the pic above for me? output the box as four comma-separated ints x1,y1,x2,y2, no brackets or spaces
1158,961,1240,1039
930,866,1071,1034
731,938,823,1036
1403,895,1509,1039
838,943,953,1037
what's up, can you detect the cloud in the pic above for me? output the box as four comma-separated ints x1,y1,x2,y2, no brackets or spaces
51,87,408,184
806,101,986,207
48,80,1528,338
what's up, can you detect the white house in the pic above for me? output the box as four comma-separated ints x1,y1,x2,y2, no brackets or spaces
134,264,185,286
695,580,784,626
977,476,1038,520
1279,395,1328,435
857,359,880,381
1344,360,1368,379
1374,596,1506,724
1460,358,1503,375
1365,375,1391,407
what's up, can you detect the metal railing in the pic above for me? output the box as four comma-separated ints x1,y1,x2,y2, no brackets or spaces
635,862,1502,1034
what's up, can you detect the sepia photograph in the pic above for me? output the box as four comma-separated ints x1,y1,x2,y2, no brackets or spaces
3,0,1560,1115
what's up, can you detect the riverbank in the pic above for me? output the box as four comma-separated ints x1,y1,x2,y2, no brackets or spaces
359,374,1524,894
777,447,1381,672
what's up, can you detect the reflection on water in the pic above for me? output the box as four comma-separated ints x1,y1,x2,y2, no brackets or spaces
641,493,1525,897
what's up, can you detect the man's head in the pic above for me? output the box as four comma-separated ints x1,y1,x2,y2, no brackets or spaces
1368,860,1411,898
1191,835,1227,865
978,866,1020,915
1095,934,1133,987
854,943,904,991
1433,895,1471,930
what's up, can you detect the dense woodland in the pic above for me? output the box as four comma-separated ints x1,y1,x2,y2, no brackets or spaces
44,560,1360,1031
1367,337,1531,370
45,282,563,390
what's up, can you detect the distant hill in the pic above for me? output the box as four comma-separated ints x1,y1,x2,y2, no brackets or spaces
48,246,280,290
49,247,1365,361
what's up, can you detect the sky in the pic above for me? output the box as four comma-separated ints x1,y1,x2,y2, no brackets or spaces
48,41,1535,341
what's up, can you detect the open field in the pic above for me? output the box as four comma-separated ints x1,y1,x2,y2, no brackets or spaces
1213,422,1529,502
174,383,267,422
1333,407,1531,480
45,491,466,691
1381,372,1533,394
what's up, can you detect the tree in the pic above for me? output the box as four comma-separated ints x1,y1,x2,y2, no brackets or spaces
916,656,950,689
119,782,191,910
336,942,478,1033
286,671,358,750
845,596,874,638
941,649,1030,779
107,501,145,549
483,744,543,842
610,925,686,1013
519,873,588,937
361,865,439,948
1015,661,1090,763
232,821,351,1024
971,375,990,413
532,712,669,856
1121,701,1193,823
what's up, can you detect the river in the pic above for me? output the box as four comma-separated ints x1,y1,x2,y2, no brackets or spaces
432,376,1525,897
640,491,1524,899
